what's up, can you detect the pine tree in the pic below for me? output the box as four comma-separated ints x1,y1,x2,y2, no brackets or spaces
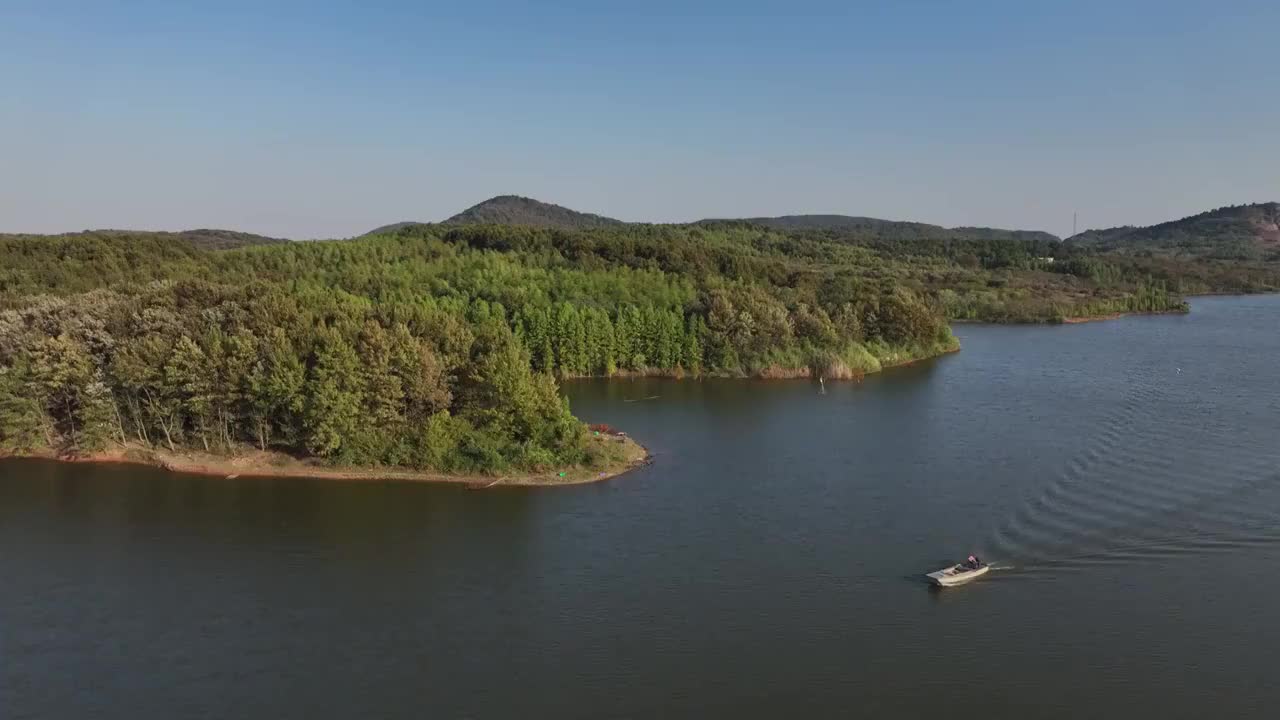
613,308,632,369
357,321,405,460
359,321,404,426
0,356,53,451
552,303,575,375
164,336,215,451
111,335,180,450
552,302,587,376
682,316,703,372
653,309,682,369
570,308,587,376
583,308,616,376
639,305,660,366
388,323,450,423
598,309,617,375
617,305,646,369
219,329,259,448
521,308,554,373
303,330,366,460
27,334,96,449
246,328,305,451
76,373,119,451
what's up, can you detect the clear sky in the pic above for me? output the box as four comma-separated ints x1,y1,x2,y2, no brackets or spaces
3,0,1277,239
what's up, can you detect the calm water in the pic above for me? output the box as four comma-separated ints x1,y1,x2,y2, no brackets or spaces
4,295,1280,719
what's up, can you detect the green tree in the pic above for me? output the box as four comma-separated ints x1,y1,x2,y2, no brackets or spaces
357,320,406,461
27,334,96,449
553,303,586,376
303,330,366,460
0,355,53,450
389,323,450,422
214,329,259,449
164,335,215,451
682,316,704,372
76,373,120,451
110,335,178,450
246,328,305,451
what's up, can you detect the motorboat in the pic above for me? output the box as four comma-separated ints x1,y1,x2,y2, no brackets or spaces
925,561,990,587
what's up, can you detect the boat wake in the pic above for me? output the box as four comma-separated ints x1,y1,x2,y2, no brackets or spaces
985,361,1280,575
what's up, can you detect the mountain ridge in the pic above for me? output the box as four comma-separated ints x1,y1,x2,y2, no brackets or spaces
365,195,1058,241
20,197,1273,252
696,214,1060,243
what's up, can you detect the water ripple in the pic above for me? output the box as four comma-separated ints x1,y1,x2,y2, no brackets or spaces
988,361,1280,571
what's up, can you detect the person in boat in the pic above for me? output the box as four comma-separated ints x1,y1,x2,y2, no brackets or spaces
964,554,982,569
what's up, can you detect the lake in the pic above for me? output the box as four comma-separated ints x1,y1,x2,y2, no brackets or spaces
4,295,1279,719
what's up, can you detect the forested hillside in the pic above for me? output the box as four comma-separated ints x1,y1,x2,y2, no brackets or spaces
0,223,957,473
1067,203,1280,261
4,214,1272,473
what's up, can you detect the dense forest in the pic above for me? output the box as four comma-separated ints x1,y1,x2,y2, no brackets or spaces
0,223,956,472
3,217,1275,473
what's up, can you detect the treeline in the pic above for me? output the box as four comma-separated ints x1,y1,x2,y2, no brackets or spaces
937,278,1187,323
515,304,702,376
790,228,1063,269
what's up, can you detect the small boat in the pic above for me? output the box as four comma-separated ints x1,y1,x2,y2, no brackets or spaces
926,562,990,587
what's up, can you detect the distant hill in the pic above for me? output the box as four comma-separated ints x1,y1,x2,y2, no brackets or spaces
363,196,625,236
168,229,288,250
444,195,625,230
372,200,1055,242
0,228,287,251
699,214,1059,244
1066,203,1280,260
365,221,427,235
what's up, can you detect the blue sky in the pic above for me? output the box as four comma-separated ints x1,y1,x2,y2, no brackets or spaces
3,0,1277,238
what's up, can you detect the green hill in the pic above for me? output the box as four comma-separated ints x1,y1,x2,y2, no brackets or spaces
1066,203,1280,261
365,196,625,236
364,221,426,236
444,195,625,230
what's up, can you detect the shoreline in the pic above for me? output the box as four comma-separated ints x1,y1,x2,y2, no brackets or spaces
1060,308,1190,324
951,308,1190,326
2,343,962,488
558,340,962,382
1,435,651,488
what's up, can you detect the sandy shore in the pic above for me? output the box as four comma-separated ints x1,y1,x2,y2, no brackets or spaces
2,435,651,488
